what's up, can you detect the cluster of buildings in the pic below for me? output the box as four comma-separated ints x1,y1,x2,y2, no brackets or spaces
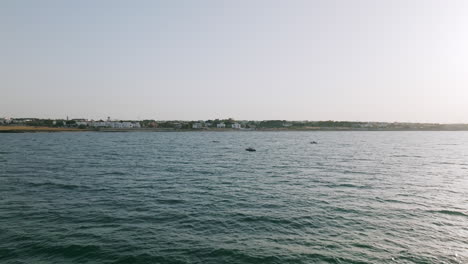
191,122,242,129
0,117,141,129
74,118,141,128
81,121,141,129
0,117,12,124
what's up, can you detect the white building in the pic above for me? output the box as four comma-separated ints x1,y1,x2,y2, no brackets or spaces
90,121,108,127
360,122,373,128
110,122,141,128
192,123,203,129
232,123,241,129
76,121,88,126
0,118,11,124
89,121,140,128
217,123,226,128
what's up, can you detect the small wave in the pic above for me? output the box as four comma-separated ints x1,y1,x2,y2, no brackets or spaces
98,171,126,176
205,248,281,263
338,183,359,188
375,198,412,205
328,183,370,189
343,170,375,175
192,170,215,175
235,214,304,229
24,243,105,261
300,253,372,264
25,181,81,190
155,199,185,205
114,253,176,264
59,244,103,258
429,210,468,218
332,207,363,215
351,242,376,250
13,242,176,264
391,154,410,158
431,221,454,227
436,162,460,165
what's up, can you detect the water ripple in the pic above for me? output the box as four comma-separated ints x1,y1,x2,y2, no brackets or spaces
1,131,467,263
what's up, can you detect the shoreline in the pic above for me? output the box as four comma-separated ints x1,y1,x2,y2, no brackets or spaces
2,126,468,133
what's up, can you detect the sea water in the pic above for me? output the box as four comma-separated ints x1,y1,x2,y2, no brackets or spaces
0,131,467,263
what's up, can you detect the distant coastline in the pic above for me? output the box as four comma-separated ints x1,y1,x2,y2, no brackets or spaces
2,117,468,133
2,126,468,133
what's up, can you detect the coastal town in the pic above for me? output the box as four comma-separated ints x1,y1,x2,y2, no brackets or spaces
1,116,468,132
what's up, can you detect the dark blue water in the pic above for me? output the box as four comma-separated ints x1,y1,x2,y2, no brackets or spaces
1,131,467,263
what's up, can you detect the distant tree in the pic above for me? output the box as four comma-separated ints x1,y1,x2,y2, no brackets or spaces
25,119,55,127
158,122,173,128
54,120,66,127
258,120,284,128
223,118,235,127
140,119,157,128
66,120,77,127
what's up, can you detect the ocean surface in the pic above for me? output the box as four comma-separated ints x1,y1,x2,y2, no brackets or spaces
0,131,467,264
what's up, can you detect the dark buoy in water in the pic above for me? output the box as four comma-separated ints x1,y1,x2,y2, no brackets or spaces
245,147,256,152
212,140,220,143
310,141,318,144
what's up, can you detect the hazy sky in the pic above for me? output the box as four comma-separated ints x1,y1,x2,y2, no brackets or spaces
1,0,468,122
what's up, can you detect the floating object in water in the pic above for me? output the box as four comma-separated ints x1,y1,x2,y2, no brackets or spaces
310,141,318,144
212,140,220,143
245,147,256,152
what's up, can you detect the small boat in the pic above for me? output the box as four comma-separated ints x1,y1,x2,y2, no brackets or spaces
245,147,256,152
310,141,318,144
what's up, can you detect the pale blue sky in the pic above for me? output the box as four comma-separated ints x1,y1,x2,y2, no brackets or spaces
1,0,468,122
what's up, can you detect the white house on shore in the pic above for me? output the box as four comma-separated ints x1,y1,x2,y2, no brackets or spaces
76,121,88,126
232,123,241,129
0,117,13,124
217,123,226,128
89,121,141,128
90,121,108,128
110,122,141,128
192,123,203,129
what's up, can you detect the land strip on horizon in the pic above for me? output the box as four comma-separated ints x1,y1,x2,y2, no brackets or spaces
2,117,468,133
